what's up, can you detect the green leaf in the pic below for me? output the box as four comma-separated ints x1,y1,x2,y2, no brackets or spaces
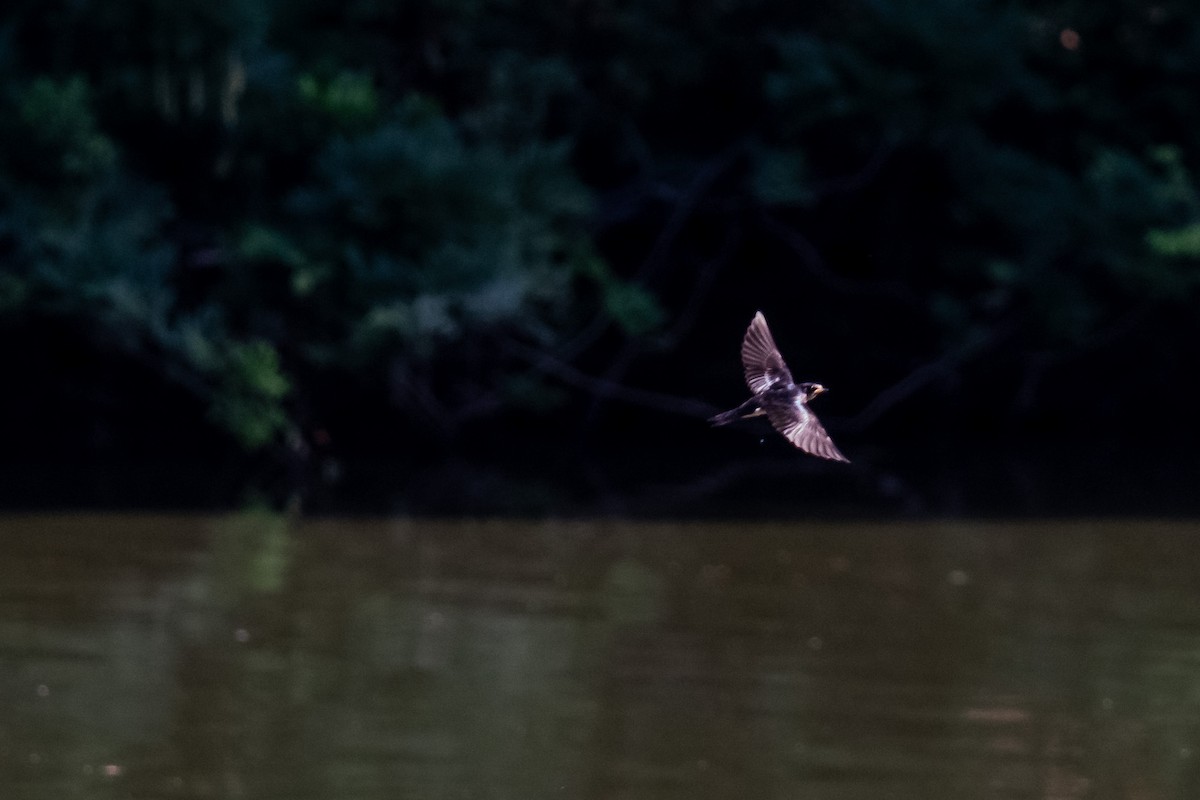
207,340,291,450
603,281,664,337
1147,223,1200,259
19,76,116,183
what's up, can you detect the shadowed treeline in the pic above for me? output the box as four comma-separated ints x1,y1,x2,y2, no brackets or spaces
2,1,1198,511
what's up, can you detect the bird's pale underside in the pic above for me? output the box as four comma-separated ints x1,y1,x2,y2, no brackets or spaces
710,311,849,463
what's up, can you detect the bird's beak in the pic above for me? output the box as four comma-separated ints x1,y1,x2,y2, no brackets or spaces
813,386,828,396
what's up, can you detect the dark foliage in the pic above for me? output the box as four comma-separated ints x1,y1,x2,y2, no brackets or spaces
2,0,1198,504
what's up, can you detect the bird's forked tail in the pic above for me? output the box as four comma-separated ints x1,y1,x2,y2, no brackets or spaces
708,407,742,427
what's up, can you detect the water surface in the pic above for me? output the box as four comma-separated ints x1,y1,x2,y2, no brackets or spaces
2,514,1200,799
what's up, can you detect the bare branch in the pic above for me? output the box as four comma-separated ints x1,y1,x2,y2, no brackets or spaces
507,340,716,420
838,320,1017,434
758,213,922,307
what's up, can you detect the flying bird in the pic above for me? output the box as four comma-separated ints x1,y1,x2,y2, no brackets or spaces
709,311,849,462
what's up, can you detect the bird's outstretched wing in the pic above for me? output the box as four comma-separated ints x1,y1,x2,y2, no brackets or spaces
764,405,850,463
742,311,794,394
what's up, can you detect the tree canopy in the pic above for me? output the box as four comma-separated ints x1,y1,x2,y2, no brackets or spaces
2,0,1199,505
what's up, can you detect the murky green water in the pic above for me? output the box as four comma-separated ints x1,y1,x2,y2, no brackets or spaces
3,514,1200,799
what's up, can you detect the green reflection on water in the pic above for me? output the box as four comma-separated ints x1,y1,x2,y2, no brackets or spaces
2,515,1200,799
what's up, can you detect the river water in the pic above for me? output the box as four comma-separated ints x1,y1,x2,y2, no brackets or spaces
2,514,1199,799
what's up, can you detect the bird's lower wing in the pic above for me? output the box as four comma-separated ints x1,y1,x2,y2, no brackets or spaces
765,407,850,463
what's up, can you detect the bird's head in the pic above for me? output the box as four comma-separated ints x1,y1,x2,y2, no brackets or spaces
799,382,828,402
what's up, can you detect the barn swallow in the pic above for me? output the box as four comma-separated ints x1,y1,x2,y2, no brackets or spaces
709,311,849,462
